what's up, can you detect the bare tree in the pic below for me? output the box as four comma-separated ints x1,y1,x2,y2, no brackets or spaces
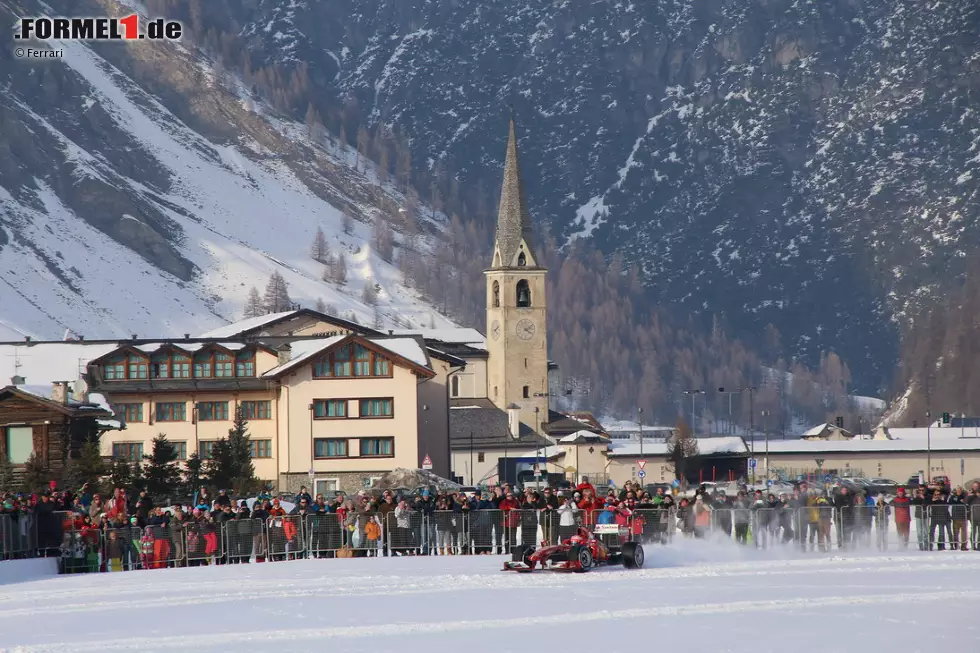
314,297,327,313
311,226,330,263
322,252,348,285
341,211,355,236
361,282,378,306
666,417,699,485
262,271,292,313
372,216,394,263
243,286,264,318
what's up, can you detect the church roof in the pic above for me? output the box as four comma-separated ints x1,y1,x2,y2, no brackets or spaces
492,119,536,268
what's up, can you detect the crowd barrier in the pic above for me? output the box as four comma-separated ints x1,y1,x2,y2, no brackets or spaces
3,504,980,571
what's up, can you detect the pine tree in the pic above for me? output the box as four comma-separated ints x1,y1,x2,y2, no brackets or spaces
263,271,292,313
361,283,378,306
184,452,204,499
334,253,347,284
73,441,107,496
326,303,339,315
143,434,182,500
373,305,384,329
342,211,355,236
205,409,258,495
666,417,699,485
21,452,50,493
315,297,327,313
244,286,263,318
0,454,14,494
372,216,394,263
311,226,330,263
108,457,134,491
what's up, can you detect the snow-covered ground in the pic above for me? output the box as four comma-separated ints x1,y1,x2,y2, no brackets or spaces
3,544,979,652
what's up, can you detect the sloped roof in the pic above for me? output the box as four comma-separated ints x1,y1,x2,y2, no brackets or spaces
490,119,537,268
262,335,433,378
765,438,980,454
606,436,749,457
558,430,611,444
449,398,552,449
0,385,113,419
199,309,371,338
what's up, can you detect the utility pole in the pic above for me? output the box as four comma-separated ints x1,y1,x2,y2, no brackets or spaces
470,430,474,486
761,410,772,480
718,387,742,435
682,389,705,438
926,410,932,482
638,407,644,458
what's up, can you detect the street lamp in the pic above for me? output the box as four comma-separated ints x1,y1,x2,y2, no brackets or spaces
761,410,772,479
682,389,705,437
718,387,742,435
534,406,541,485
638,407,644,458
926,410,932,482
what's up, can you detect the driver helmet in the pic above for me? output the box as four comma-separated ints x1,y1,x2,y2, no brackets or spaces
570,527,591,544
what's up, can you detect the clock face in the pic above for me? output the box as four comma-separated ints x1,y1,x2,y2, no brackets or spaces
490,320,501,341
516,318,536,340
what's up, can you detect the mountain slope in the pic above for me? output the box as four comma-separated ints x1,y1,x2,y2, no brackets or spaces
226,0,980,394
0,0,453,341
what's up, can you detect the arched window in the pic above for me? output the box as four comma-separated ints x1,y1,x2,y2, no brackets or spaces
522,385,530,398
517,251,527,266
492,281,500,308
451,376,460,397
516,280,531,307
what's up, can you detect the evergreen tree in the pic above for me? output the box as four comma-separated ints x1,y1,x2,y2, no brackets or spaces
243,286,263,318
334,253,347,284
205,409,257,495
315,297,328,313
0,454,15,494
361,282,378,306
373,305,384,329
372,216,394,263
73,441,107,496
666,417,700,485
22,452,50,493
263,271,292,313
311,226,330,263
108,457,134,491
143,434,182,500
342,211,355,236
184,452,204,499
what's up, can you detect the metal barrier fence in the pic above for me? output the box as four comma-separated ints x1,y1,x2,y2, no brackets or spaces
4,502,980,572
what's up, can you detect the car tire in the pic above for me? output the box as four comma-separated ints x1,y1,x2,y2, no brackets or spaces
622,542,645,569
511,545,533,564
575,546,593,572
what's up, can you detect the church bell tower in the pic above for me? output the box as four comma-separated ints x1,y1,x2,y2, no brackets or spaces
485,118,549,432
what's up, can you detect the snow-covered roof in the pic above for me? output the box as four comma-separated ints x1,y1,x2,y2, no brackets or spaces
558,430,609,443
764,438,980,454
389,328,486,350
882,427,980,441
607,436,749,457
133,341,247,354
262,336,430,377
198,311,301,338
0,342,119,387
804,423,830,437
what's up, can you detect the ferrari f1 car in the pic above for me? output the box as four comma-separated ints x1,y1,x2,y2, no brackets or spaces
502,525,645,572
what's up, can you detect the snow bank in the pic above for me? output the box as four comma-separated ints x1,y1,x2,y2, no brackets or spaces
0,557,59,586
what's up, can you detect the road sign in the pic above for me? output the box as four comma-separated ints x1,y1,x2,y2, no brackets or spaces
671,479,680,488
533,463,542,477
422,454,433,470
824,474,832,483
637,469,646,479
749,458,757,468
766,479,773,487
637,460,647,470
308,468,315,479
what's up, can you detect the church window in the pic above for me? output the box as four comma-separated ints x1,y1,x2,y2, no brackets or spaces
523,385,530,399
516,280,531,307
451,376,460,397
517,252,526,266
492,281,500,308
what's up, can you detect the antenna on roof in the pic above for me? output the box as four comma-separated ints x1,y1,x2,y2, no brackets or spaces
63,328,71,341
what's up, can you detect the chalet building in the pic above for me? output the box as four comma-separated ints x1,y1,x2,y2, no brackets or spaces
0,384,116,485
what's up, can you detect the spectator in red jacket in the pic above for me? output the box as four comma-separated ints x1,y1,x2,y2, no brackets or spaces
576,477,597,499
892,487,911,549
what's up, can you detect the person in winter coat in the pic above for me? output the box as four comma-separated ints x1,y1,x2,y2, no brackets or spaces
833,488,856,549
693,496,712,538
929,489,952,550
892,487,912,549
948,487,969,550
676,498,695,536
731,492,751,545
968,482,980,551
911,487,931,551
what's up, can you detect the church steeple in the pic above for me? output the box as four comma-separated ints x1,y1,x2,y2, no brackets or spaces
491,118,536,269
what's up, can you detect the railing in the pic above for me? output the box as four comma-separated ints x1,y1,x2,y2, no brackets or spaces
3,502,979,572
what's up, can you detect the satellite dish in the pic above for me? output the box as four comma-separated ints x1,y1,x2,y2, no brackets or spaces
258,331,270,337
73,378,89,397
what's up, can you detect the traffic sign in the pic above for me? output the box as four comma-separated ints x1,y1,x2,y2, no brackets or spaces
533,463,542,477
748,458,757,468
308,468,315,479
824,474,832,483
766,479,773,487
422,454,433,470
671,479,680,488
637,470,646,479
637,460,647,470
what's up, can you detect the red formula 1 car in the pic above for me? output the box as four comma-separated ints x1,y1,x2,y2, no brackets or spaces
502,525,645,572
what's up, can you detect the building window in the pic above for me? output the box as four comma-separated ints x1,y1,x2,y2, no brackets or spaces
451,376,460,398
150,357,169,379
173,441,187,460
516,279,531,307
312,343,392,379
104,357,126,380
360,438,394,457
517,251,526,266
199,441,216,460
112,442,143,462
127,354,148,380
118,403,143,424
313,399,347,419
314,438,348,458
214,352,234,377
492,280,500,307
155,402,186,422
4,426,33,464
240,400,271,420
249,440,272,458
477,452,485,463
236,351,255,377
360,398,393,418
314,479,338,496
522,385,529,399
198,401,229,421
193,351,213,378
172,354,191,379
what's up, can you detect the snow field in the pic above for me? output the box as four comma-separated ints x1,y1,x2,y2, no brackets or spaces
2,541,980,652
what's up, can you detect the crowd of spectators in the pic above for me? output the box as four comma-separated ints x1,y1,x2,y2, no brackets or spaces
2,477,979,573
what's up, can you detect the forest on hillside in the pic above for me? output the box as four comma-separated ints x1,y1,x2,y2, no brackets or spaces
144,0,883,431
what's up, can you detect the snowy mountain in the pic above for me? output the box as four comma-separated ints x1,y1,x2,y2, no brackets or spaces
223,0,980,394
0,0,456,342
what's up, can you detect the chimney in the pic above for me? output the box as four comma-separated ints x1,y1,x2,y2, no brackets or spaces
277,343,292,365
506,403,521,439
388,330,393,335
24,336,31,342
11,375,25,386
131,333,138,340
51,381,70,405
184,333,190,340
78,335,85,341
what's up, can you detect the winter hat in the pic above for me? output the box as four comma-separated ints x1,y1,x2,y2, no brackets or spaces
422,490,430,498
